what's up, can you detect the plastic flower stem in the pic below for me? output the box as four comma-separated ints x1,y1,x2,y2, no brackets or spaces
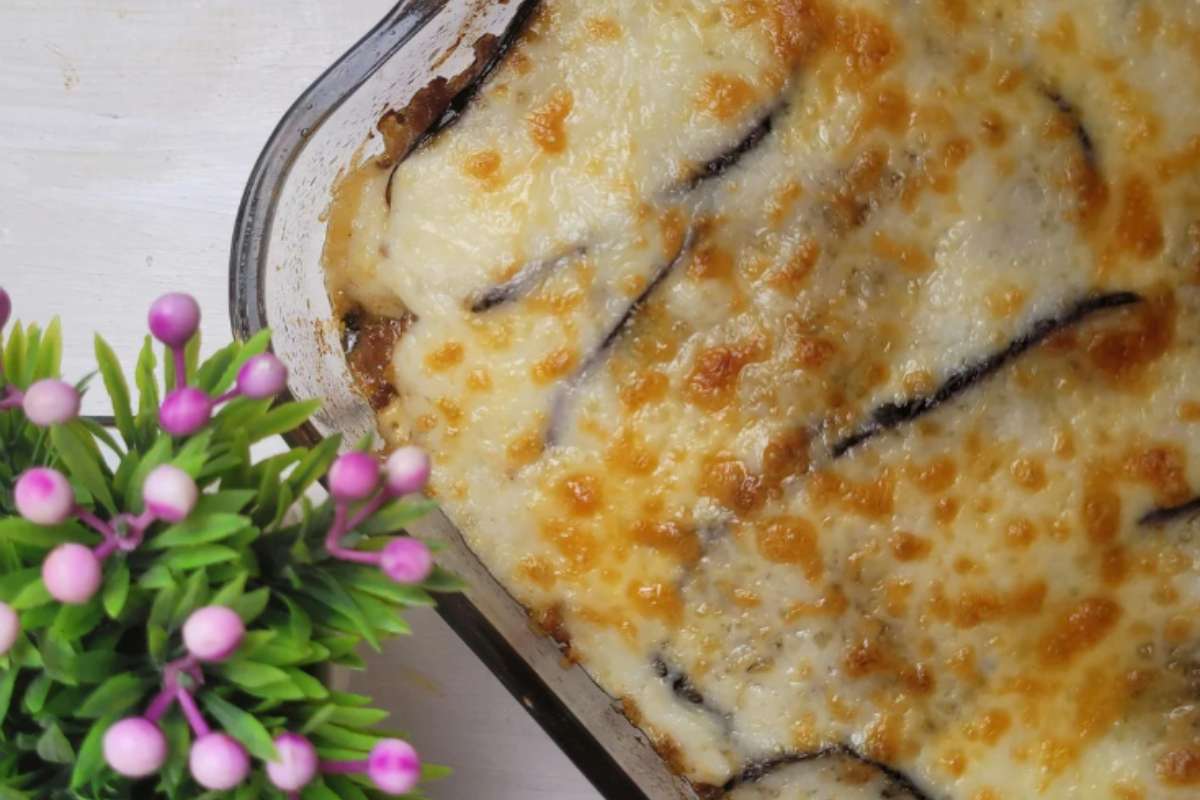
344,491,390,534
144,688,176,723
324,502,381,564
93,537,120,561
318,759,368,775
75,508,114,539
171,344,187,391
213,388,239,404
175,687,210,737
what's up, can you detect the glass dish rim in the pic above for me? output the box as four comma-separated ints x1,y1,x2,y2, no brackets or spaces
226,3,655,799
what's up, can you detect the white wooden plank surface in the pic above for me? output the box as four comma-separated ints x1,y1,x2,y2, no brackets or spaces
0,2,600,798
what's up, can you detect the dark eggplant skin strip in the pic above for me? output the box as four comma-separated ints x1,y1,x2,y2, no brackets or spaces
385,0,543,205
832,291,1142,458
1042,87,1097,164
1140,496,1200,527
469,245,586,312
652,656,711,708
682,107,778,191
710,745,935,799
545,226,696,446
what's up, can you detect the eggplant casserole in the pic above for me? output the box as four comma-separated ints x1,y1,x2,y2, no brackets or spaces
322,1,1200,797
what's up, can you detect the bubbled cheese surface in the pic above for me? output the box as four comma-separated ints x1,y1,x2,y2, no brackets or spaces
324,1,1200,797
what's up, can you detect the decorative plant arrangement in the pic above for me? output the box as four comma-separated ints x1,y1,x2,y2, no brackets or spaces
0,287,458,798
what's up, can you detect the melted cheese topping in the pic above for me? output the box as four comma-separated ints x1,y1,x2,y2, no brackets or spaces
325,1,1200,797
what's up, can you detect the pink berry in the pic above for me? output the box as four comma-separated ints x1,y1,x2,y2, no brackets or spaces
381,538,434,585
329,452,380,502
159,387,212,437
148,293,200,348
384,446,430,496
43,543,102,604
104,717,167,778
236,353,288,399
0,288,10,331
14,467,74,525
265,733,318,792
22,379,80,426
182,605,244,662
0,602,19,656
142,464,198,523
368,738,421,795
189,732,249,790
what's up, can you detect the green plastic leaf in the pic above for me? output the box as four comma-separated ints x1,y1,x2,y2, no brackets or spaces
194,340,239,394
229,587,270,623
72,650,122,684
51,422,116,514
210,573,247,606
23,673,52,712
32,318,62,380
160,545,240,571
422,566,467,594
78,673,149,719
356,499,438,536
36,723,74,763
216,660,290,689
301,779,341,800
170,428,214,476
285,667,329,699
95,335,136,444
299,703,337,735
134,335,160,419
244,399,321,443
200,692,278,762
310,722,379,751
327,705,389,728
50,600,103,641
70,715,114,789
0,518,93,550
149,513,251,549
102,559,130,619
169,568,210,627
0,667,18,727
324,776,370,800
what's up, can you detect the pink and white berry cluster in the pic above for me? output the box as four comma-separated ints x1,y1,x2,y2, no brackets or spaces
103,606,420,794
0,288,82,424
148,293,289,436
324,447,434,584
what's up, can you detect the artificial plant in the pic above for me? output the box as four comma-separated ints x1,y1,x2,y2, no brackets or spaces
0,288,461,798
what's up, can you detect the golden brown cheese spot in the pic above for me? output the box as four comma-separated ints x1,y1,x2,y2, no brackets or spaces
466,367,492,391
1009,457,1047,492
628,581,683,624
1039,597,1121,666
767,182,805,228
842,637,887,678
605,428,659,475
908,456,957,494
1081,468,1121,544
696,73,757,121
543,518,600,573
1086,290,1175,385
831,9,901,86
762,428,811,491
1123,444,1191,505
979,109,1008,147
507,428,543,470
855,84,910,139
701,455,765,514
755,516,822,580
684,339,767,410
766,0,830,70
1178,401,1200,422
1039,15,1079,52
1156,136,1200,181
946,581,1046,629
584,16,621,41
617,368,670,410
889,531,932,562
964,709,1011,745
559,473,602,516
1114,175,1165,259
519,555,556,590
630,520,701,565
793,334,838,371
829,147,890,228
424,340,464,372
1157,748,1200,786
985,285,1027,319
1005,518,1037,549
811,470,896,519
531,346,578,383
688,242,735,281
527,88,574,154
872,231,931,274
461,149,502,189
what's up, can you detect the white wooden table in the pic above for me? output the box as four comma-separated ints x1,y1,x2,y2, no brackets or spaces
0,2,599,797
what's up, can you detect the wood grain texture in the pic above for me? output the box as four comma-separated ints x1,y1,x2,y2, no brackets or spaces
0,2,599,798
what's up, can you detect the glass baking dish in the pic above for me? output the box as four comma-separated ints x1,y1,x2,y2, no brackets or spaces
228,2,694,798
